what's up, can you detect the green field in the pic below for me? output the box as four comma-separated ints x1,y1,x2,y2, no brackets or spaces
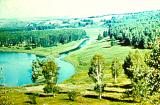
0,28,158,105
0,39,83,57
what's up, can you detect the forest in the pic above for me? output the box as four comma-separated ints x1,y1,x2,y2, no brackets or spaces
105,10,160,48
0,10,160,105
0,29,87,47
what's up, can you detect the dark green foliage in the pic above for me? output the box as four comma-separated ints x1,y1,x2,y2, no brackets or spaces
68,90,80,101
88,54,105,99
106,10,160,48
24,45,32,50
103,31,108,37
110,36,117,46
123,52,133,79
0,29,87,47
97,34,103,40
123,50,146,79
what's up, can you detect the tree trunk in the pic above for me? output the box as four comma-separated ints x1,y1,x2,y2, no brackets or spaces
114,73,117,83
99,84,102,99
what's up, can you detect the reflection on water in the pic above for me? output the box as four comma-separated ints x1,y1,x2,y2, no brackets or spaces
0,39,89,86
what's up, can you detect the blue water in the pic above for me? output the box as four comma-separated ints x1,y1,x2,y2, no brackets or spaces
0,39,89,86
0,52,36,86
56,54,75,83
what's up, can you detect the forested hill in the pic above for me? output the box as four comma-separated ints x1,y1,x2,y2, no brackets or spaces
105,10,160,48
0,10,160,49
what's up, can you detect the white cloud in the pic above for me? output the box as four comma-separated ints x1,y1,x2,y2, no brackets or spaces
0,0,160,18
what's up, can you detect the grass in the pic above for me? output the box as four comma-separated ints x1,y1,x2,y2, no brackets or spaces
64,40,149,84
84,28,106,39
1,82,157,105
0,40,83,57
0,86,140,105
0,28,156,105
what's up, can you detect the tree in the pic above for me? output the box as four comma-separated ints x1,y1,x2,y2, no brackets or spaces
88,54,105,99
32,59,44,83
32,57,59,96
110,36,116,46
123,50,156,102
42,58,59,96
145,46,160,95
103,31,108,37
97,34,103,40
128,59,150,102
111,58,122,83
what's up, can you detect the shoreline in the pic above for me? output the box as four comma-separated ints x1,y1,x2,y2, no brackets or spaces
0,39,86,58
0,39,88,87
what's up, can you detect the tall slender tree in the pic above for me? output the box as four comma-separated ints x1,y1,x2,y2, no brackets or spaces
111,58,122,83
88,54,105,99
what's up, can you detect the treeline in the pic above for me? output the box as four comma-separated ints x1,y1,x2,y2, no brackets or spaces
0,29,87,47
105,10,160,48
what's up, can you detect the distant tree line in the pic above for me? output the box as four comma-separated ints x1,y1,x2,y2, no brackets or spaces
0,29,87,47
104,10,160,48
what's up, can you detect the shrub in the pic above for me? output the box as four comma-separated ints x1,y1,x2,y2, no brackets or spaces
25,45,32,50
68,90,80,101
43,84,60,96
29,94,37,104
97,34,103,40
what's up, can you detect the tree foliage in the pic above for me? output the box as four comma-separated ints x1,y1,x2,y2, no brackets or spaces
97,34,103,40
123,50,160,102
88,54,105,99
32,57,59,95
111,58,122,83
103,31,108,37
106,10,160,48
0,29,87,47
145,46,160,95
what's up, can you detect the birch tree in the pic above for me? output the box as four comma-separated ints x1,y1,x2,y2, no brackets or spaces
88,54,105,99
111,58,122,83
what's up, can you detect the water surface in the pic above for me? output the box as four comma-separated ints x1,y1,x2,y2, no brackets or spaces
0,39,89,86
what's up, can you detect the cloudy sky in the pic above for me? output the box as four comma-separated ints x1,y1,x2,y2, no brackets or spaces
0,0,160,18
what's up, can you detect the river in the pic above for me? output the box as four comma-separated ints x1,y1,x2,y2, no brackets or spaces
0,39,89,86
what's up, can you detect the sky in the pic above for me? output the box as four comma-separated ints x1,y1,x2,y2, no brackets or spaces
0,0,160,18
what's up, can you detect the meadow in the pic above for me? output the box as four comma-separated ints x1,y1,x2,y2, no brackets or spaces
1,28,157,105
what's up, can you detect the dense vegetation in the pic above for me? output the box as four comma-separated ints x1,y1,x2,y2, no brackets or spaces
0,10,160,105
0,29,87,47
105,10,160,48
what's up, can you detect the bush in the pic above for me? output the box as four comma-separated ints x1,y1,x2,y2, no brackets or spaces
68,90,80,101
29,94,37,104
110,36,117,46
25,45,32,50
97,34,103,40
43,84,60,94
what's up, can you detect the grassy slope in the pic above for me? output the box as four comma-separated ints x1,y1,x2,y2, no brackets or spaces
1,28,155,105
0,40,82,57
